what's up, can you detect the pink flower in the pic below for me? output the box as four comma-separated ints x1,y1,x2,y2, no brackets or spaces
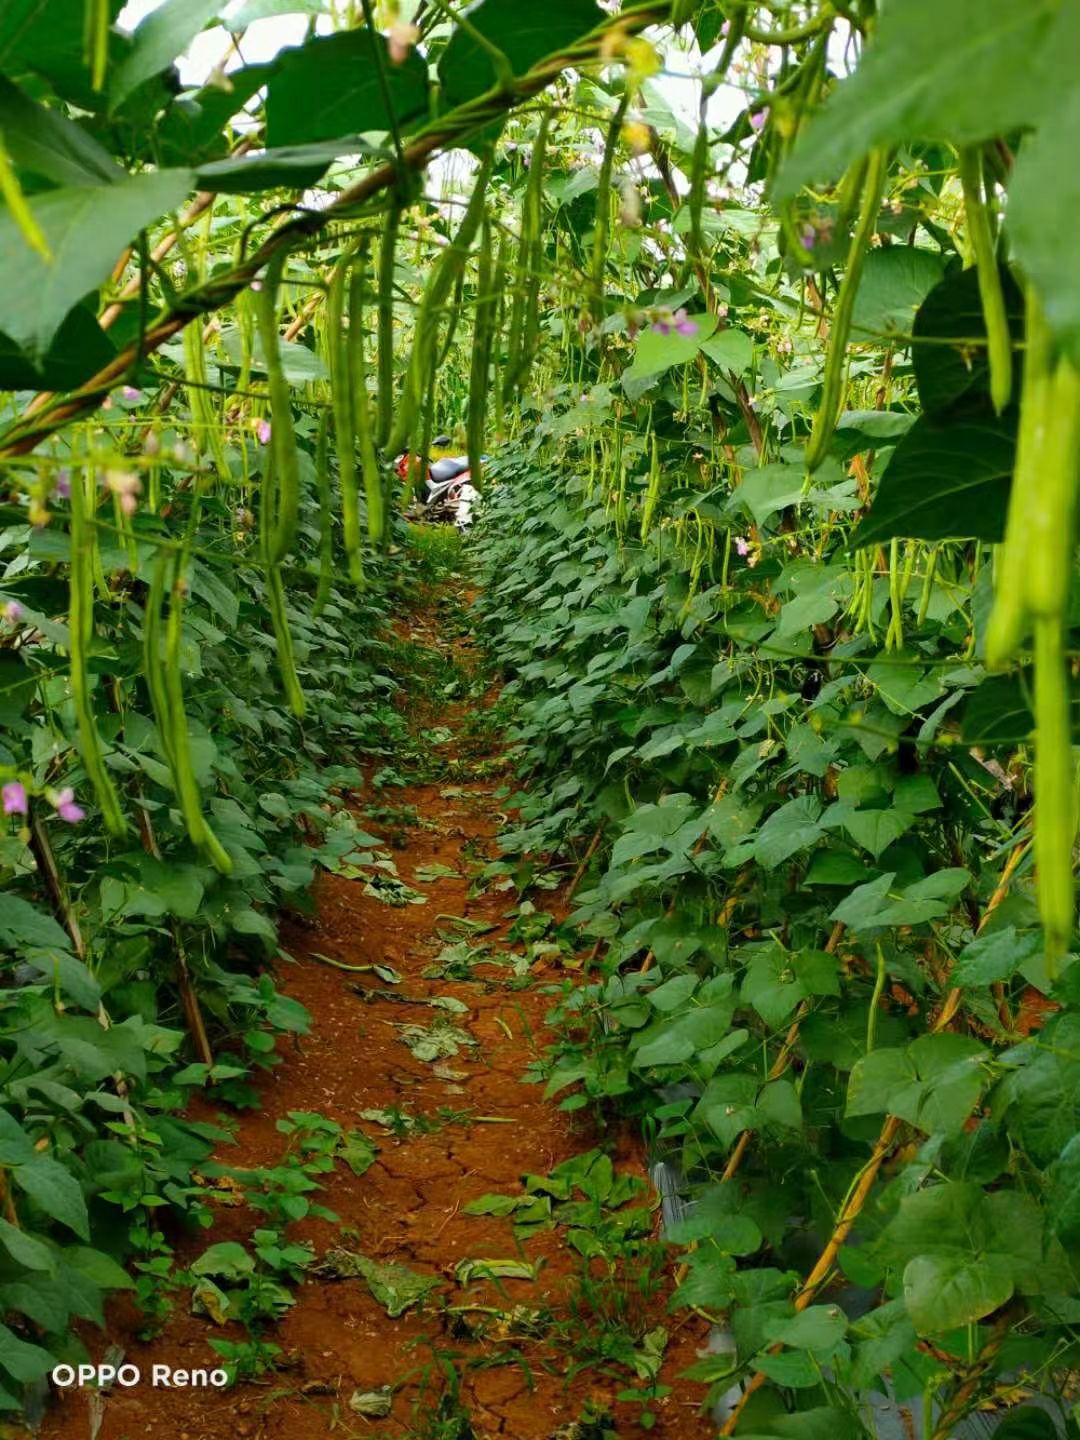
388,20,419,64
257,419,272,445
652,307,699,338
53,788,85,824
750,110,766,132
3,601,24,624
54,470,71,499
106,470,141,518
735,536,750,556
2,782,27,816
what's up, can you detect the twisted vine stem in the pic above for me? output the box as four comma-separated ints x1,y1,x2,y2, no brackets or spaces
0,1,669,461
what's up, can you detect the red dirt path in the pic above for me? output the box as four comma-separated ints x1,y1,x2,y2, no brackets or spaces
41,598,712,1440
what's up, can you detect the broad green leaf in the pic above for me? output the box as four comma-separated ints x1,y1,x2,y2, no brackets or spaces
217,324,328,383
1048,1136,1080,1245
951,927,1042,988
741,948,805,1029
438,0,603,108
831,869,969,930
0,304,116,392
849,246,946,341
902,1251,1013,1335
701,328,753,374
0,1322,55,1382
338,1131,378,1177
835,408,916,446
631,1001,734,1068
0,1111,35,1166
733,463,806,527
763,1304,847,1351
227,0,327,22
0,1216,54,1272
110,0,224,110
913,264,1024,415
754,795,823,869
624,312,718,385
696,1074,759,1147
803,852,870,887
753,1348,821,1387
776,0,1061,196
12,1155,89,1239
0,167,192,358
191,1241,255,1277
992,1412,1062,1440
852,409,1016,547
19,953,101,1011
265,30,428,146
0,894,71,953
64,1245,135,1291
155,62,276,168
0,1280,68,1334
826,803,914,859
757,1077,802,1131
195,138,384,194
848,1035,986,1135
0,75,122,185
1011,81,1080,367
846,1048,912,1119
129,856,205,920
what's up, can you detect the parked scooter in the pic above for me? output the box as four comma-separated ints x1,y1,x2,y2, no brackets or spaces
394,436,482,530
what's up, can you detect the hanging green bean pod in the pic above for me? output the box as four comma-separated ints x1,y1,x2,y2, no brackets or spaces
376,201,402,452
348,248,385,543
467,217,495,488
254,251,301,563
985,291,1052,671
387,151,494,460
313,409,333,616
805,147,888,473
68,465,127,837
143,553,231,874
958,145,1012,415
327,242,364,585
264,560,306,720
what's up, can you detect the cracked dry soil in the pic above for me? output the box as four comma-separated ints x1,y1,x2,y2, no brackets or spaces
41,589,712,1440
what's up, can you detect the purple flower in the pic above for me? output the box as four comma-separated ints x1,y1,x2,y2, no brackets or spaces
121,386,142,401
2,782,27,816
735,536,750,557
54,470,71,500
3,601,24,624
257,419,272,445
53,787,85,824
750,110,766,132
800,225,816,251
651,307,699,338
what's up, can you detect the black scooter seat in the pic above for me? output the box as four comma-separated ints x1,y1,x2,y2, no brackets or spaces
430,456,471,483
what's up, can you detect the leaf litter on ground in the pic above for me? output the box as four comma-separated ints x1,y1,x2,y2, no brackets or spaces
314,1249,442,1317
